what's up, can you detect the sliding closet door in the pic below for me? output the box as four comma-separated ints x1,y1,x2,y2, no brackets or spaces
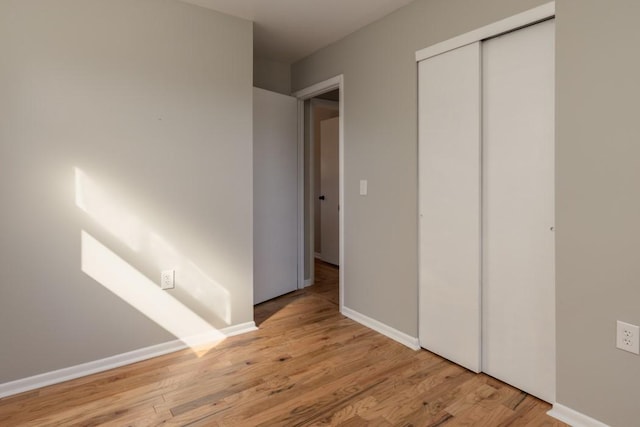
418,42,481,373
482,20,555,402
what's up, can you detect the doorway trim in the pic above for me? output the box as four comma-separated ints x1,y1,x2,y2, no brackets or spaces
293,75,344,312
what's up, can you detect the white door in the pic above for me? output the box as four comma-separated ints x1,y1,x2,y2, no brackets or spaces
418,42,482,373
482,19,556,402
253,87,298,304
319,117,339,266
418,18,555,402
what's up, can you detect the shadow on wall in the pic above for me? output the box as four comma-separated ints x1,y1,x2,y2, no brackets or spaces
75,167,230,357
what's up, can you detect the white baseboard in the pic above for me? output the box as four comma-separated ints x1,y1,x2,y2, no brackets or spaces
341,306,420,350
314,252,322,259
304,278,313,287
222,321,258,337
547,403,609,427
0,321,257,399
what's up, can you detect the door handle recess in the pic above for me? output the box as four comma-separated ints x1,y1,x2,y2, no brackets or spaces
319,195,326,200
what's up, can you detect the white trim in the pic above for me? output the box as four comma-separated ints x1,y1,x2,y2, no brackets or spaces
338,80,344,313
547,403,610,427
314,252,322,259
221,321,258,337
304,278,313,287
342,306,420,351
296,95,305,289
294,75,344,312
415,2,555,62
293,75,342,99
309,101,315,287
0,322,257,399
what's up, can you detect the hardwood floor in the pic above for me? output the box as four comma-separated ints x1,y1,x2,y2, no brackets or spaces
0,260,565,426
306,259,339,305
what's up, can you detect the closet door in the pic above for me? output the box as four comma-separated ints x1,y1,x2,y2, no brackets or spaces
418,42,482,373
482,20,555,402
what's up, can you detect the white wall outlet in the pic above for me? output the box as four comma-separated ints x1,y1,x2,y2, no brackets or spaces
616,320,639,355
160,270,175,290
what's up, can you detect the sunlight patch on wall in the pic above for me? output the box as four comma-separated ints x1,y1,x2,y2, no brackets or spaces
145,230,231,325
74,167,231,325
81,231,225,356
75,168,143,251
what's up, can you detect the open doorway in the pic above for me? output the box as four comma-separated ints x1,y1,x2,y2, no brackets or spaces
312,92,339,264
308,91,339,304
294,75,344,311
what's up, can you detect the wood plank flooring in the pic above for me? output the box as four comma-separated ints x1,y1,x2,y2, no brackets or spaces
0,260,565,426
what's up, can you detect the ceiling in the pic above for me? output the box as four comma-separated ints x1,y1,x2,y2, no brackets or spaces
180,0,415,64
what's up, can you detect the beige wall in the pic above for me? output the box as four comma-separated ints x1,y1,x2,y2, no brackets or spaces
0,0,253,383
292,0,546,338
293,0,640,425
556,1,640,425
254,57,291,95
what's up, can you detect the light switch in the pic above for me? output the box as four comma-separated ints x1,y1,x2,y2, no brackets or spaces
359,180,368,196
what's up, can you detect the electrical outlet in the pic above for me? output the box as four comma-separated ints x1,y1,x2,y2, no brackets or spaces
161,270,175,290
616,321,639,355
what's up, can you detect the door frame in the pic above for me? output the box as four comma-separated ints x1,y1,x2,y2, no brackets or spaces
293,75,344,311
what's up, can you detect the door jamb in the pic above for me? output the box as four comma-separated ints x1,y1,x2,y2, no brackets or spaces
293,75,344,312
